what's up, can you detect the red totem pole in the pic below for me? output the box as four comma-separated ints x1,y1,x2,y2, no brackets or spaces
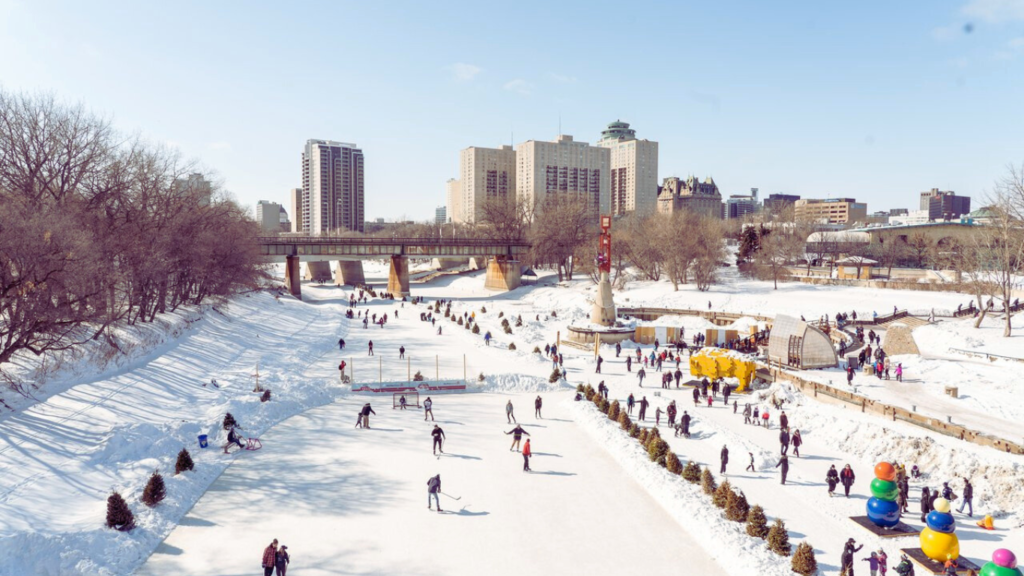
597,215,612,274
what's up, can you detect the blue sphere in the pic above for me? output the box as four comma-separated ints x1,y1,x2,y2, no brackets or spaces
926,511,956,534
867,497,901,527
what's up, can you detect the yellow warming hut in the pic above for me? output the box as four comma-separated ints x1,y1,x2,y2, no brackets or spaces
688,347,756,392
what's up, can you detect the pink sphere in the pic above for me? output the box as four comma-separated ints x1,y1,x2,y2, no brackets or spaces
993,549,1017,569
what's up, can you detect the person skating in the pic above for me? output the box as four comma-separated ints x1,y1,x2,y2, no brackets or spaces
262,539,279,576
722,382,731,405
626,355,632,372
791,429,802,457
843,539,864,576
655,406,663,426
667,401,677,426
360,402,376,428
957,477,973,516
506,424,530,451
637,367,646,387
368,341,374,356
275,545,290,576
779,428,790,456
878,550,889,576
399,395,408,410
596,355,603,373
776,454,789,485
779,411,788,430
338,338,346,350
692,386,700,407
522,438,532,472
506,400,516,423
674,368,682,387
752,406,760,426
761,408,770,429
743,403,752,424
615,342,621,357
745,452,755,472
427,474,443,512
399,345,405,359
720,445,729,474
627,393,635,414
680,410,691,438
840,464,856,497
431,425,446,455
534,395,543,419
827,465,839,497
424,397,434,421
638,396,649,421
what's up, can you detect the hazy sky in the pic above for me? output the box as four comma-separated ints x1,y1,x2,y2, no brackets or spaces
2,0,1023,219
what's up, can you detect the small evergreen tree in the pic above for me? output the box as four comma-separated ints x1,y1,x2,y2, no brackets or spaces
767,518,792,556
260,389,271,402
481,306,487,313
639,428,650,445
629,423,640,438
608,401,620,421
458,317,464,325
515,316,523,327
141,471,166,507
534,346,542,354
682,461,701,483
576,383,585,392
498,311,504,318
503,325,513,334
648,438,669,464
175,448,194,475
550,369,561,384
413,370,425,381
713,480,733,508
726,488,750,522
105,491,135,531
666,451,683,474
508,342,516,351
701,468,717,495
471,324,480,334
645,426,661,449
791,542,818,576
598,397,610,413
618,410,631,430
222,413,237,430
478,372,485,382
746,505,770,538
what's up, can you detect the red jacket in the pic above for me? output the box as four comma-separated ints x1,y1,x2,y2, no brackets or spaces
262,545,276,567
523,441,532,456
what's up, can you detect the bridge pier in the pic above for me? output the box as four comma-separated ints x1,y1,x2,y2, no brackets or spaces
284,255,301,299
304,261,332,282
484,257,521,291
334,260,365,286
387,255,410,297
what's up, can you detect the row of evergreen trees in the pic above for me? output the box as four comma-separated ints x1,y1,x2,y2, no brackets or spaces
105,449,195,532
578,384,818,576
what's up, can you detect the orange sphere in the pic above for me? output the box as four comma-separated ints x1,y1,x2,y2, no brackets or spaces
874,462,896,481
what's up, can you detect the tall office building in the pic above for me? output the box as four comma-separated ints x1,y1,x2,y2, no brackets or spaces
919,189,970,221
726,189,760,220
301,139,365,233
288,188,303,233
794,198,867,224
435,206,447,224
657,175,723,219
256,200,289,233
516,135,610,214
445,178,463,223
454,145,516,224
596,120,659,216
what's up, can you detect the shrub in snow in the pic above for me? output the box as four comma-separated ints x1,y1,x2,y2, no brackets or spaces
508,342,516,351
645,426,661,449
726,488,750,522
413,371,425,381
639,428,650,445
260,389,271,402
713,480,734,509
105,491,135,531
576,383,585,392
501,318,509,327
175,448,194,475
478,372,485,382
791,542,817,576
515,316,523,327
471,324,479,334
458,317,464,325
618,410,631,430
701,468,717,495
746,505,770,538
503,325,513,335
444,309,450,318
222,413,237,430
608,401,620,421
767,518,791,556
598,397,610,413
682,461,701,483
666,451,683,474
629,423,640,438
464,321,471,330
141,471,166,507
481,306,487,313
534,346,542,354
549,369,561,384
648,438,669,464
498,311,504,318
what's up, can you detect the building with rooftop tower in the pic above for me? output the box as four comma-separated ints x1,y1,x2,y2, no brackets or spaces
596,120,659,216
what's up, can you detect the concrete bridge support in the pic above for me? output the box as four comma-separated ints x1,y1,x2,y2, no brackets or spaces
334,260,366,286
484,258,521,291
431,258,463,271
468,257,485,270
284,255,301,299
387,255,410,297
304,261,332,282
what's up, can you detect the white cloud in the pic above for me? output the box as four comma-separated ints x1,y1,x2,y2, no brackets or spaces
503,78,534,96
446,62,482,81
207,141,231,151
962,0,1024,22
548,72,578,83
931,25,958,41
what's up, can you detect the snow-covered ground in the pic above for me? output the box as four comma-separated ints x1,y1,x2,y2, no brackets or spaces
2,261,1022,576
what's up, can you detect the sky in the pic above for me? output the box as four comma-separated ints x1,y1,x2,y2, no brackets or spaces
1,0,1023,220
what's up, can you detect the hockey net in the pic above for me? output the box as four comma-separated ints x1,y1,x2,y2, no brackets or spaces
393,391,420,409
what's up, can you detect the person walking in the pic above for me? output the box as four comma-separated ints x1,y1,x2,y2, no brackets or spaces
360,403,376,429
638,396,649,421
680,411,691,438
692,386,700,408
275,545,290,576
368,341,374,356
720,445,729,474
338,338,345,350
427,474,443,512
399,345,405,359
745,452,755,472
505,424,530,451
779,411,789,431
424,397,434,421
841,464,856,498
779,428,790,455
506,400,516,423
827,464,839,497
920,486,933,522
262,539,279,576
863,551,880,576
615,342,621,357
637,367,646,387
743,403,752,424
776,454,790,485
761,409,770,429
626,355,632,372
655,407,663,426
596,355,603,374
957,478,974,517
522,438,532,472
674,369,682,387
431,425,445,455
627,393,635,414
534,396,543,419
791,429,802,457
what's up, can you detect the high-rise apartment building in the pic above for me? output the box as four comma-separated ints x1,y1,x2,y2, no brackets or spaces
174,173,213,206
256,200,289,233
456,145,516,223
794,198,867,225
919,189,970,221
596,120,659,216
656,175,723,219
445,179,463,223
288,188,303,233
435,206,447,224
516,135,610,214
301,139,365,233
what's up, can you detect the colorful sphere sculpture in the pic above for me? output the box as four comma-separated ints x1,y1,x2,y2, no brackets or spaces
980,548,1022,576
920,497,959,561
866,462,901,528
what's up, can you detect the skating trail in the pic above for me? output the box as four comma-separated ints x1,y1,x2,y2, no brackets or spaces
139,393,728,576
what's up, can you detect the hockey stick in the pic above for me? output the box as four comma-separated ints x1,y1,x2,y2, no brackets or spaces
440,491,461,501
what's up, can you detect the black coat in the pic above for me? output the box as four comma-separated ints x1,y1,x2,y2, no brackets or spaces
840,468,856,487
721,448,729,464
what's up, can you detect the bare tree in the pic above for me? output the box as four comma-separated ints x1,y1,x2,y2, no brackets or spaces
529,196,596,281
753,225,802,289
692,217,726,291
478,197,531,243
987,163,1024,336
659,211,700,290
617,213,663,281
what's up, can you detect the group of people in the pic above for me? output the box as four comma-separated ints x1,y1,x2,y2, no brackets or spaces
261,539,290,576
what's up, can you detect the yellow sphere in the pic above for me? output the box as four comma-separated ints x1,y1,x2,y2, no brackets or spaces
920,526,960,561
933,498,951,514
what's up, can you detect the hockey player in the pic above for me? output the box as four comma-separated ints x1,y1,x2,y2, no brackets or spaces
431,425,445,455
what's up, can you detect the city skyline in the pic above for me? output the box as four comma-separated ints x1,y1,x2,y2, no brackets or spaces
3,1,1022,219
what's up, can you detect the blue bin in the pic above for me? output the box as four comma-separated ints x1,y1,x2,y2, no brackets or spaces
198,434,209,448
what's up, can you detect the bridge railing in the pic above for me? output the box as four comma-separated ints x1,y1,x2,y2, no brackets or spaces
256,235,531,247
